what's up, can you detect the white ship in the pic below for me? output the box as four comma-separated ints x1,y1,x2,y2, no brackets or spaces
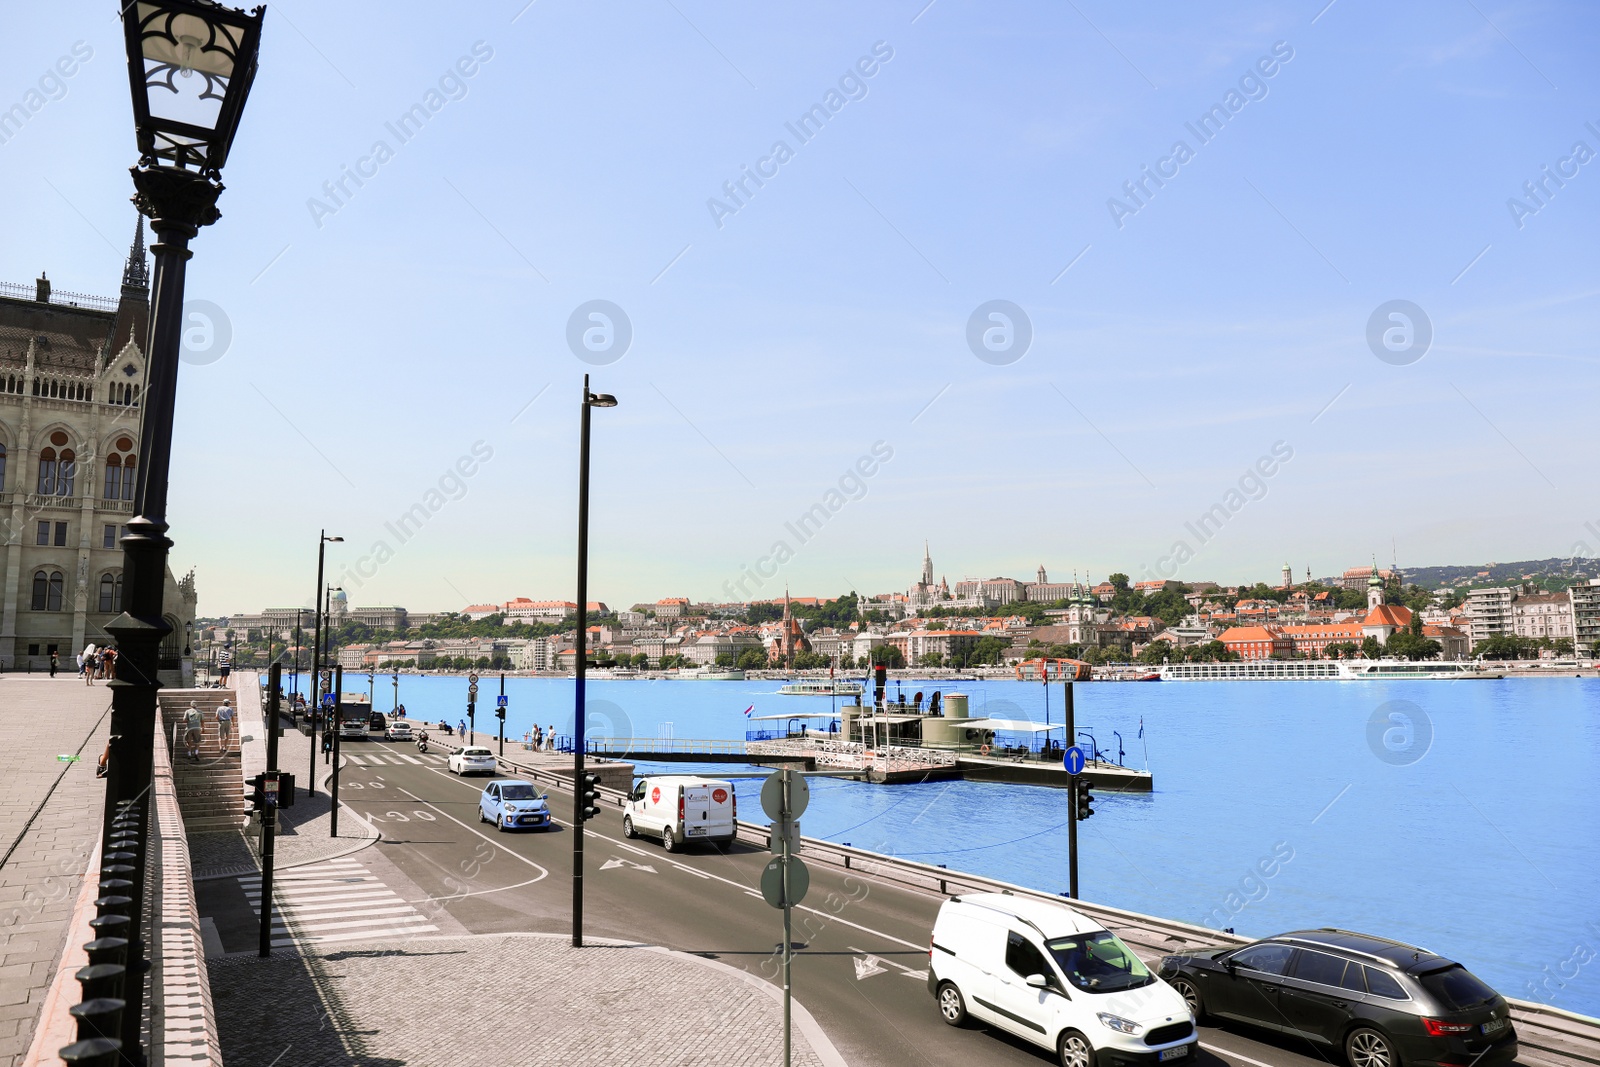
777,679,865,696
1158,659,1504,681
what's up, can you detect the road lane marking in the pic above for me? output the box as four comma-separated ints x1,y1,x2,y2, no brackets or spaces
407,767,931,954
1198,1044,1283,1067
392,786,550,879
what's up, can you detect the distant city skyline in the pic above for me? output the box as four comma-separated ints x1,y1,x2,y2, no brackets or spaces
4,3,1596,617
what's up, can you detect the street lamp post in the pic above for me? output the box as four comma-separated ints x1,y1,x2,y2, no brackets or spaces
572,375,617,948
84,4,265,1063
308,533,341,799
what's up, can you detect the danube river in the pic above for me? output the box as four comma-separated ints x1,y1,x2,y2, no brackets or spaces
288,671,1600,1016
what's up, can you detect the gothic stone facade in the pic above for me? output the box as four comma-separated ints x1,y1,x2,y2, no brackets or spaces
0,221,196,669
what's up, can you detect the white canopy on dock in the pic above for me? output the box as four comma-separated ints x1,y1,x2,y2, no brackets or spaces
961,718,1064,733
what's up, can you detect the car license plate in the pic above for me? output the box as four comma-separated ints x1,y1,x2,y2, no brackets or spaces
1482,1019,1506,1035
1160,1046,1189,1061
688,826,706,835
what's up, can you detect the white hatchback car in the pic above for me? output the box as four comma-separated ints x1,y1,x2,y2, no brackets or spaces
930,893,1197,1067
384,720,414,742
447,746,497,776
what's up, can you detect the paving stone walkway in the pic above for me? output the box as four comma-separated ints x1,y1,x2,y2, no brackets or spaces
0,676,113,1066
209,933,835,1066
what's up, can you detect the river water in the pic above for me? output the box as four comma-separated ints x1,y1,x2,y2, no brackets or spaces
282,670,1600,1016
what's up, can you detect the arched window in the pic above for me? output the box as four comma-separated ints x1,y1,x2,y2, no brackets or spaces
0,442,6,492
31,570,64,612
37,431,73,496
103,437,137,501
36,447,56,494
99,573,123,613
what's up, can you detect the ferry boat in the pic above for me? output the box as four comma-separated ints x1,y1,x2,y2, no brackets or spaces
679,668,745,681
777,679,865,696
1158,659,1503,681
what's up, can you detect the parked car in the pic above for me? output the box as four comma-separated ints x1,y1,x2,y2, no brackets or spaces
930,893,1197,1067
447,746,497,776
622,775,735,851
368,711,387,732
384,720,414,742
479,780,550,831
1158,929,1517,1067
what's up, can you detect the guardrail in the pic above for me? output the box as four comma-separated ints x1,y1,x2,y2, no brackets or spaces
490,748,1600,1067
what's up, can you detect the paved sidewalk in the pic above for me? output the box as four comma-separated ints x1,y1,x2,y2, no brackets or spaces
191,703,377,881
0,676,112,1066
209,933,838,1066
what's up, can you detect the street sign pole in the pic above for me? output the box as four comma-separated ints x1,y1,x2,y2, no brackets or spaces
783,768,792,1067
1065,680,1078,899
330,664,343,838
498,674,506,757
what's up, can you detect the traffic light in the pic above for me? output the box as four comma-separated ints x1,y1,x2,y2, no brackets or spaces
580,773,601,821
1076,780,1095,821
495,705,506,722
247,773,265,812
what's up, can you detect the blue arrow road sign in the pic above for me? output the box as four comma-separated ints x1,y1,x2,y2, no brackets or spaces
496,695,508,707
1063,745,1086,776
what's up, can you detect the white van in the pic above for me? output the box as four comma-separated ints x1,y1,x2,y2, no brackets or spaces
621,775,736,852
929,893,1197,1067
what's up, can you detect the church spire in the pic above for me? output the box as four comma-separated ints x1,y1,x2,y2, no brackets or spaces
122,214,149,290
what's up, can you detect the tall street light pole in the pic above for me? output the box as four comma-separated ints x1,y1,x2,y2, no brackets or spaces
84,5,265,1064
572,374,616,948
308,533,341,798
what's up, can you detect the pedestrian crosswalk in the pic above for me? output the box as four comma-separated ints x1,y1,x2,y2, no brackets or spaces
343,751,436,766
240,857,438,948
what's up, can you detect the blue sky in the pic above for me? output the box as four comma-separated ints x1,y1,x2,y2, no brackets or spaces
3,1,1596,614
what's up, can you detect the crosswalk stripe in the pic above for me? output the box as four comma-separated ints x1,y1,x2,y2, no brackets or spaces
240,857,435,948
270,908,422,927
346,754,369,765
398,754,422,764
270,924,438,948
247,889,399,906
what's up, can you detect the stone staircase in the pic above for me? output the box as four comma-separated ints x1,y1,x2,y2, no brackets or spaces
158,689,247,832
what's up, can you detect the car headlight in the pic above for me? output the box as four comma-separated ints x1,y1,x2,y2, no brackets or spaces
1097,1013,1142,1035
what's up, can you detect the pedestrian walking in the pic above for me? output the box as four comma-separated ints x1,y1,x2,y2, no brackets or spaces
216,700,235,748
184,701,204,760
49,651,58,678
458,718,467,741
101,647,115,680
217,645,233,687
545,724,556,752
81,643,97,685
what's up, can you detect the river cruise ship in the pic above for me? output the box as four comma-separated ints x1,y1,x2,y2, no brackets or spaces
777,679,864,696
1159,659,1503,681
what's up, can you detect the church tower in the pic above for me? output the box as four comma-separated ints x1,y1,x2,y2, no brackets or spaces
921,541,934,588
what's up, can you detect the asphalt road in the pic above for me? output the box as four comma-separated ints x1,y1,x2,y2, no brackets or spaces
200,745,1349,1067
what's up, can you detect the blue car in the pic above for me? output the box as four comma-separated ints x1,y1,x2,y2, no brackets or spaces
479,780,551,832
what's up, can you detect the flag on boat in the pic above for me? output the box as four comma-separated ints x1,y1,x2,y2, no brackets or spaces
1138,716,1144,739
742,704,754,717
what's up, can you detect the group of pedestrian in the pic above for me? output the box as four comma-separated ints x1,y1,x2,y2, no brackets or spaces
72,644,116,684
519,725,559,752
180,698,234,761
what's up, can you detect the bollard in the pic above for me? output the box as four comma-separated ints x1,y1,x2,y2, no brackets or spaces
87,916,130,943
97,878,133,894
58,1036,121,1066
73,964,125,1003
83,938,128,969
93,896,132,918
69,998,124,1043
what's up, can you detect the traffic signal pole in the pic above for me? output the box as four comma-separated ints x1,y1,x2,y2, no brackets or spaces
260,664,281,956
329,665,343,838
1066,680,1078,900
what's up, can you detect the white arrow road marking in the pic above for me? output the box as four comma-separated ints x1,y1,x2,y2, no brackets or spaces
848,945,927,981
600,858,628,871
600,856,657,874
853,954,888,980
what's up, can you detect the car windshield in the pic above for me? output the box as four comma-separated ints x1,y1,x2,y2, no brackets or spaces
1418,965,1498,1011
501,785,538,800
1046,930,1155,992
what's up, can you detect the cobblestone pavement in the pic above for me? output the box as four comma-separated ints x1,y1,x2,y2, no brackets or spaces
192,716,377,881
209,933,833,1067
0,677,112,1066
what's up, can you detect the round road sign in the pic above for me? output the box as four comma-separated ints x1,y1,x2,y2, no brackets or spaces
1063,746,1086,776
760,856,810,909
761,769,809,821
